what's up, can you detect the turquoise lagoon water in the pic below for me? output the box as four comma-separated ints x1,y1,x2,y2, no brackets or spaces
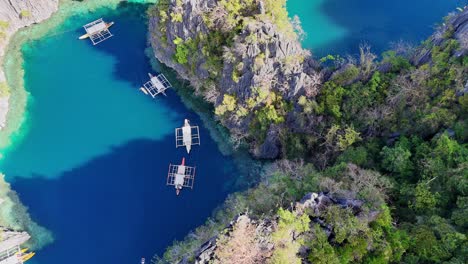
287,0,467,56
1,4,237,264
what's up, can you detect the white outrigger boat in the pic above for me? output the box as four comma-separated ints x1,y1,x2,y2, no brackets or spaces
175,119,200,154
167,158,196,195
79,18,114,45
140,72,172,98
78,21,114,40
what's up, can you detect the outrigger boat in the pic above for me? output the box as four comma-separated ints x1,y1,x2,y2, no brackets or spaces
79,21,114,40
140,73,172,98
79,18,114,45
167,157,196,195
175,119,200,154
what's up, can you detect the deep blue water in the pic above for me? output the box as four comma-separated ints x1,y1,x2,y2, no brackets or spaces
1,4,236,264
288,0,467,56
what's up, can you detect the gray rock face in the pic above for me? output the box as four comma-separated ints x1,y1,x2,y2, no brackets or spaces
190,193,373,263
451,7,468,56
255,125,280,159
194,237,217,264
149,0,214,85
149,0,319,158
0,228,30,253
413,7,468,65
0,0,59,59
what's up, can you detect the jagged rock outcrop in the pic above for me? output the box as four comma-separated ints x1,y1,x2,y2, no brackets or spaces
188,192,375,264
0,0,58,129
0,227,30,252
413,7,468,65
150,0,314,97
149,0,320,158
296,192,366,217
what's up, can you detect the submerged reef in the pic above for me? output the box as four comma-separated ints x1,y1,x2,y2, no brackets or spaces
0,174,53,249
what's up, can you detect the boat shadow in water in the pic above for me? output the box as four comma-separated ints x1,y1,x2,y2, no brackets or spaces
11,135,235,264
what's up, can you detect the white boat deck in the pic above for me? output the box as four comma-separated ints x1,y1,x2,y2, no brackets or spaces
174,165,186,186
83,18,113,45
182,126,192,146
176,120,200,153
167,163,196,189
141,73,172,98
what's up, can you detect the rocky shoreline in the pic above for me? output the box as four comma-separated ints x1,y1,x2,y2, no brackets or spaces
149,0,468,161
0,0,58,130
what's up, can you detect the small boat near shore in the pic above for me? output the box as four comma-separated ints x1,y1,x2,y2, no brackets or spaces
140,73,172,98
79,18,114,45
175,119,200,154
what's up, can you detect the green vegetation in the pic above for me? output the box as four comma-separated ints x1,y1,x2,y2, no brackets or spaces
270,208,310,264
262,0,295,37
152,3,467,264
0,20,9,40
0,82,9,97
170,12,182,23
173,37,191,64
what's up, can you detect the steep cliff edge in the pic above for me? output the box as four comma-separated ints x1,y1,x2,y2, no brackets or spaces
152,4,467,264
413,7,468,65
0,0,58,129
149,0,320,158
150,3,468,162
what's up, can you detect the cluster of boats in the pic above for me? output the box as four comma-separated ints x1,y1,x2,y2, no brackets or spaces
168,119,201,195
78,17,205,264
79,20,201,196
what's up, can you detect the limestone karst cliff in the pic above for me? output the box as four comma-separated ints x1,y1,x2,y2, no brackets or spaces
150,1,468,161
151,3,467,263
149,0,321,158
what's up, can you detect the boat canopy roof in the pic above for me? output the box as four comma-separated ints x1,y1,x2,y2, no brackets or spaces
84,18,107,35
142,73,172,98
